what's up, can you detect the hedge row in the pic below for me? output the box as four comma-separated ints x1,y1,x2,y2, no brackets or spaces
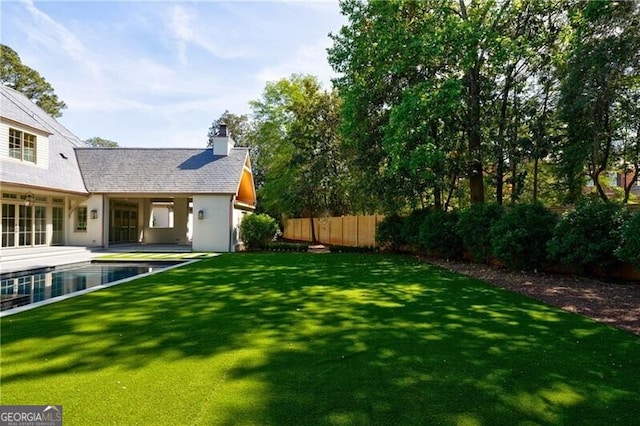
377,198,640,274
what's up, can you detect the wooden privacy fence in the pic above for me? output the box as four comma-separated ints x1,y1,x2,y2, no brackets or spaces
283,215,385,247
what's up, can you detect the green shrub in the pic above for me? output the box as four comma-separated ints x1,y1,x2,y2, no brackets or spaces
401,209,430,248
456,203,504,263
615,211,640,269
376,214,406,251
239,214,281,249
490,202,558,271
547,198,630,274
418,210,462,259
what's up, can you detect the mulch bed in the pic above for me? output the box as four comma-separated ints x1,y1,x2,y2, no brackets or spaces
424,257,640,336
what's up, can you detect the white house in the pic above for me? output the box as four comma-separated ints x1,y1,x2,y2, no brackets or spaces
0,85,255,253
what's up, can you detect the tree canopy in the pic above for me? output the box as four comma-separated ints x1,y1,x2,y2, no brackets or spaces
1,44,67,117
248,74,351,223
328,0,640,212
207,110,251,148
84,137,119,148
557,0,640,203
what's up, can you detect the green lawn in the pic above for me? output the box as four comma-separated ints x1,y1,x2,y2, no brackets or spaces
1,253,639,425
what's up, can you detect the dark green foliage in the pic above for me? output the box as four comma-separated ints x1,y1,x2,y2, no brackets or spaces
615,211,640,269
377,209,447,253
376,214,406,251
401,209,430,248
418,210,462,260
456,203,504,263
239,214,280,249
547,198,630,273
490,202,558,271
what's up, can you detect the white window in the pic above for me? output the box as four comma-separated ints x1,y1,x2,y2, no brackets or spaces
9,128,36,163
76,207,87,232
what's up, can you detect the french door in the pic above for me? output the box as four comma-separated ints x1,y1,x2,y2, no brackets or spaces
2,204,16,247
1,203,47,248
52,206,64,245
109,202,139,244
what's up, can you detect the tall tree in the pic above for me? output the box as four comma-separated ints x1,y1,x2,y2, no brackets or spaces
329,0,575,210
557,0,640,203
618,88,640,203
249,75,349,224
481,0,561,204
1,44,67,117
329,0,467,211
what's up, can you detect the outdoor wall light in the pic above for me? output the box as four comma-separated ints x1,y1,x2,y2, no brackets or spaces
90,209,98,219
198,210,204,220
24,192,35,206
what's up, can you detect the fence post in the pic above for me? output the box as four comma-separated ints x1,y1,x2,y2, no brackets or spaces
373,214,377,246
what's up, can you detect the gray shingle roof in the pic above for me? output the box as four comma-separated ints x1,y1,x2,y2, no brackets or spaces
1,85,89,194
74,147,250,194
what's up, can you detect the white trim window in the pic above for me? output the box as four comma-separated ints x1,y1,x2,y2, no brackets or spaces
9,128,37,163
75,206,87,232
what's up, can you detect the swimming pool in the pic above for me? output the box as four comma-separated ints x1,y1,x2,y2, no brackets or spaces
0,261,188,315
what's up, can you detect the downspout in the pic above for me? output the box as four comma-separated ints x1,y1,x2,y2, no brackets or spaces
100,195,105,248
229,195,235,252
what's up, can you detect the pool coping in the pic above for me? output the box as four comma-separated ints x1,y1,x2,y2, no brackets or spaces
0,259,200,318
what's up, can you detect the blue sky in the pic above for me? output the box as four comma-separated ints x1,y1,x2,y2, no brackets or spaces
1,0,345,147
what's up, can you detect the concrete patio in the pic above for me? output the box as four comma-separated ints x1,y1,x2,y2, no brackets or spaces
0,244,193,275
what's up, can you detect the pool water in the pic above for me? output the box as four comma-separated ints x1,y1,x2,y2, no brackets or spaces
0,261,183,314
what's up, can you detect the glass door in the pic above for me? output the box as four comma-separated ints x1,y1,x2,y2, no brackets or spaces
52,206,64,245
109,202,139,244
18,205,32,246
34,205,46,245
2,204,16,248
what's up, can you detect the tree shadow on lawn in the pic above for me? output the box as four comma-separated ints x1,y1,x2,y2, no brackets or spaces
1,253,639,425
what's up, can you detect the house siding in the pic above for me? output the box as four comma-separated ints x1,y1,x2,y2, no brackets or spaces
0,121,49,169
192,195,233,252
67,194,104,247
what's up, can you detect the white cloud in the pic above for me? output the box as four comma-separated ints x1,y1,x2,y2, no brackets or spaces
168,5,194,65
255,39,337,89
20,0,102,79
161,3,254,63
4,1,345,147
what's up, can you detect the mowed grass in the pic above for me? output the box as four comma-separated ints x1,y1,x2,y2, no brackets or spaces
1,253,639,425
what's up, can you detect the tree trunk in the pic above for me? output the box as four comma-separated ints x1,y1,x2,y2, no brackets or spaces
460,0,485,205
593,169,609,202
533,157,539,202
309,207,318,245
444,172,458,211
623,170,637,204
467,66,485,205
495,64,515,205
510,89,521,204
